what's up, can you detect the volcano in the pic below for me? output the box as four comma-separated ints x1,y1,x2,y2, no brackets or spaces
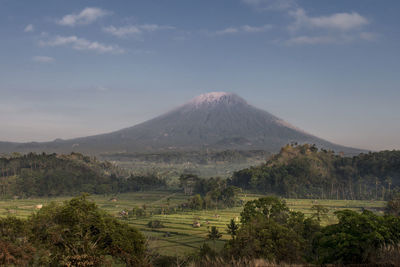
0,92,363,154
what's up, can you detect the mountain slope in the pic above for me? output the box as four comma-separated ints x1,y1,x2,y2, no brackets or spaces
0,92,363,155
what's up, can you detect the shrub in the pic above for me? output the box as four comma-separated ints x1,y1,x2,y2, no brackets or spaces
147,220,164,228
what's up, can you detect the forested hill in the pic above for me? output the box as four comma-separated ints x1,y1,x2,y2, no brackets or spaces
0,153,165,198
230,144,400,200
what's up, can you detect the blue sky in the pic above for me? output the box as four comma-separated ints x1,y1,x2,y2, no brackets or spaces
0,0,399,150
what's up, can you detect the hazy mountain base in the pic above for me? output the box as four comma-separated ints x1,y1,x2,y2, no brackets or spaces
101,150,269,179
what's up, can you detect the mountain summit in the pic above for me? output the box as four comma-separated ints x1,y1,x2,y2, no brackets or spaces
187,92,247,107
0,92,362,154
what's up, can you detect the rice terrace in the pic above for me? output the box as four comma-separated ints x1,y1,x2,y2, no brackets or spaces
0,190,387,256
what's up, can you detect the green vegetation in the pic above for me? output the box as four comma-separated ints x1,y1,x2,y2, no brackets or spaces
0,195,147,266
179,174,241,209
0,191,387,258
208,196,400,265
226,196,321,263
385,193,400,216
0,152,166,198
230,144,400,200
316,209,400,264
2,146,400,265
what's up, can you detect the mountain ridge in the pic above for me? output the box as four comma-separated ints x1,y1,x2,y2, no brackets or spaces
0,92,365,155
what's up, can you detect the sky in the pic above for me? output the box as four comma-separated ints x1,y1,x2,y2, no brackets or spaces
0,0,399,151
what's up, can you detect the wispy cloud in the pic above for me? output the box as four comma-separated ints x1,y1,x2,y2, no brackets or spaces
286,32,376,46
215,24,272,35
103,24,175,38
57,7,110,26
216,27,239,35
359,32,377,41
32,56,55,63
242,0,296,10
286,35,336,45
285,7,373,45
39,36,124,54
289,8,369,31
24,24,34,32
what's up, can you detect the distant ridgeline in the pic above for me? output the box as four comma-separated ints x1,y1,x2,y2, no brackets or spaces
230,144,400,200
0,152,166,198
102,150,269,165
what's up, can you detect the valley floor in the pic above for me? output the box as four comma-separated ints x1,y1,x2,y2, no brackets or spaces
0,191,386,257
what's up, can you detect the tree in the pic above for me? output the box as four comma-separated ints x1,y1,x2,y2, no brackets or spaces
29,195,147,266
311,204,329,222
316,209,398,264
0,216,35,266
226,219,239,239
188,194,204,210
207,226,222,250
385,193,400,216
227,196,320,264
179,174,199,195
227,215,306,263
386,176,392,196
240,196,290,224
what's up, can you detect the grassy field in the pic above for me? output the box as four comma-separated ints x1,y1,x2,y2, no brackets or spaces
0,191,386,257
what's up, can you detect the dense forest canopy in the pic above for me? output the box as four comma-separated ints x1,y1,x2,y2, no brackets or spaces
0,152,166,198
179,174,241,209
230,144,400,200
1,145,400,201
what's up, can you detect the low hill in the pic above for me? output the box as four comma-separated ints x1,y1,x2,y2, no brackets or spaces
230,144,400,200
0,153,165,198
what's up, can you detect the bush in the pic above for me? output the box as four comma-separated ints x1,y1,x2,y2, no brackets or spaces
226,196,321,264
0,195,148,266
147,220,164,228
316,209,400,264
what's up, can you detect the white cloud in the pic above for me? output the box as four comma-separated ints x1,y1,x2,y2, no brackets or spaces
285,8,374,45
216,27,239,35
286,35,335,45
242,24,273,32
32,56,55,63
285,33,375,45
57,7,110,26
103,24,175,38
24,24,34,32
39,36,124,54
242,0,296,10
290,8,369,31
215,24,272,35
103,25,141,37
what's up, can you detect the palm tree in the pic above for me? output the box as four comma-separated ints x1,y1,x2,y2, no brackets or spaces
386,177,392,197
375,177,380,200
207,226,222,250
226,219,239,239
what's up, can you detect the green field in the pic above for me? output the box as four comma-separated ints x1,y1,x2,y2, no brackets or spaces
0,191,386,257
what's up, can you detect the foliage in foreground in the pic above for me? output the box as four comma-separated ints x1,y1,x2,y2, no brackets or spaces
222,196,400,265
0,195,148,266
